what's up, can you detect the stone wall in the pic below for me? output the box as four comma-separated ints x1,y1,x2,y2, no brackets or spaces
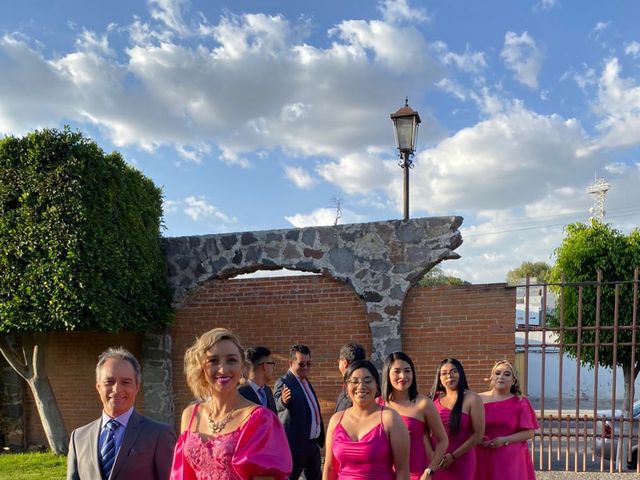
165,217,463,365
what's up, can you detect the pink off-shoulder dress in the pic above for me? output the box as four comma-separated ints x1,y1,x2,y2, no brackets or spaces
474,396,538,480
432,396,476,480
169,403,292,480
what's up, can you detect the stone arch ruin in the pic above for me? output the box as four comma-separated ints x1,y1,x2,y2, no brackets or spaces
164,216,463,365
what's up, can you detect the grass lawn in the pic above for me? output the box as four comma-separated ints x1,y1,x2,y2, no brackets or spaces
0,452,66,480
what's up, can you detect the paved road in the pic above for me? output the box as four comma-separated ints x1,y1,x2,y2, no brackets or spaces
537,473,636,479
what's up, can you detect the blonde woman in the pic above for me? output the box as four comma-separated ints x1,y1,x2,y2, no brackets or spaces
474,360,538,480
170,328,291,480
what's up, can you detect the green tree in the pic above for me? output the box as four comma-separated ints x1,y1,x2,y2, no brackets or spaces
506,261,551,286
418,265,471,286
548,220,640,411
0,128,173,454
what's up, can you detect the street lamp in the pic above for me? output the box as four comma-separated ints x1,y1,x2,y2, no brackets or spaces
390,98,421,220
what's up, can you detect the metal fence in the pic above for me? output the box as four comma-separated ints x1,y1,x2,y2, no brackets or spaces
516,269,639,473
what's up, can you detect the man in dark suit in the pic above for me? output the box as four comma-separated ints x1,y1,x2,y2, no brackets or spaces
275,344,324,480
334,342,366,412
67,347,176,480
238,346,277,414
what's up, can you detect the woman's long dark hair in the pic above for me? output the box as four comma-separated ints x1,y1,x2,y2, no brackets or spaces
382,352,418,402
431,358,469,435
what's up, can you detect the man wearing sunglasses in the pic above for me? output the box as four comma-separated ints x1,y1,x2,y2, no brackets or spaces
275,344,324,480
239,346,277,414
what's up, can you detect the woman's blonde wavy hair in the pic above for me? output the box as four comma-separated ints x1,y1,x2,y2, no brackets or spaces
487,360,522,396
184,328,245,401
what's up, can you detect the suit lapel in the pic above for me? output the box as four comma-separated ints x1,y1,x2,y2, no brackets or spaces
109,411,144,480
245,385,260,404
90,418,103,477
265,385,277,413
288,371,311,425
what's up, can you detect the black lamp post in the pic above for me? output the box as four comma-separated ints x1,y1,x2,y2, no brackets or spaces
390,98,421,220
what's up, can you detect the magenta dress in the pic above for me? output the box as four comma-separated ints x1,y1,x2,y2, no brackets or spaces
474,396,538,480
432,396,476,480
331,407,394,480
401,416,428,480
169,403,292,480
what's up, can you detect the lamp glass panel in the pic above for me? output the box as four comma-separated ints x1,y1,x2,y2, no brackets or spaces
396,117,415,151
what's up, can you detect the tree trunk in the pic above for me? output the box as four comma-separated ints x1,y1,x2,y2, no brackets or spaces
622,362,636,416
0,331,69,454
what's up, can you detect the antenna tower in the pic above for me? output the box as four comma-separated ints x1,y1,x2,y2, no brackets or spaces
586,177,610,221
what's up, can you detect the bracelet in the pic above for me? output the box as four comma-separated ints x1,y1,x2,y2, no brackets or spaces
504,438,510,446
450,451,457,460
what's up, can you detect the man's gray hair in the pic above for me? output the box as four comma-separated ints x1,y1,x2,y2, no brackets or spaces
96,346,142,385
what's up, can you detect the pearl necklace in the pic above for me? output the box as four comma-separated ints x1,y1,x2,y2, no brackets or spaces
208,407,235,435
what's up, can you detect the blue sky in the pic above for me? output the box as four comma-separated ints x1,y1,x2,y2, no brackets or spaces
1,0,639,283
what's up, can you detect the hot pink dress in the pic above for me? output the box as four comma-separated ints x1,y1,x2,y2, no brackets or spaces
331,407,395,480
474,396,538,480
169,403,292,480
376,397,428,480
402,416,428,480
432,396,476,480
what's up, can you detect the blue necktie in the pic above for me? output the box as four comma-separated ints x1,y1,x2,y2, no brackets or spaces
100,419,120,480
258,386,267,406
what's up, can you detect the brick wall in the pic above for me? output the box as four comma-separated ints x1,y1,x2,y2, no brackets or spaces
402,283,515,395
23,331,143,446
171,275,371,430
17,276,515,446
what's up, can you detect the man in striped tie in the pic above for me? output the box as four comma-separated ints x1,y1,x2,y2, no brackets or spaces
275,344,325,480
67,347,176,480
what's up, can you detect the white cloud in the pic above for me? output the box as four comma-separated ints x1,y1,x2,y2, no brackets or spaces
0,9,441,164
148,0,189,36
208,13,291,59
432,41,487,73
0,34,82,133
604,162,629,175
163,196,239,232
316,150,396,195
468,85,510,117
572,65,597,91
535,0,559,10
436,78,467,101
377,0,430,24
590,58,640,151
592,21,610,35
76,30,113,56
176,143,211,163
285,207,368,228
163,199,179,213
183,196,230,221
284,166,316,189
328,18,436,73
410,104,592,213
501,31,543,89
218,146,250,168
625,41,640,58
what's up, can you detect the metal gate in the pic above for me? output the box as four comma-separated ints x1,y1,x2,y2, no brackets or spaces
517,270,639,473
